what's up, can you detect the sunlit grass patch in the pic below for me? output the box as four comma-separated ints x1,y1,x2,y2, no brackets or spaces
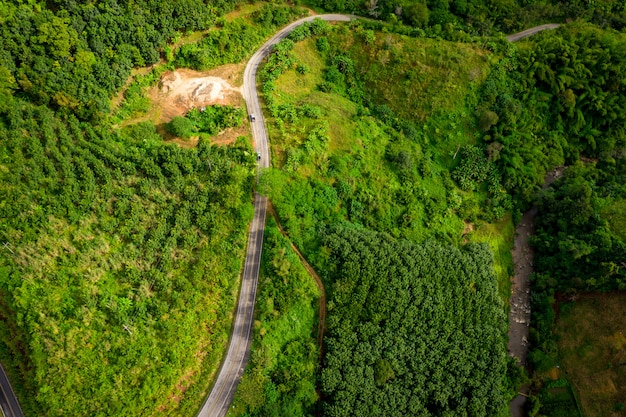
263,20,504,260
338,31,491,121
467,214,514,301
556,293,626,417
273,38,325,99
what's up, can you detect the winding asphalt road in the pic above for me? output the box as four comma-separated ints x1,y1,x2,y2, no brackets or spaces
506,23,560,42
196,14,351,417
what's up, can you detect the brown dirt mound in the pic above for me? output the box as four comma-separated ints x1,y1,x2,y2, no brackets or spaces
150,68,244,124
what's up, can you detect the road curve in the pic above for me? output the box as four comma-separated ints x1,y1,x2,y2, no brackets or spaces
196,14,352,417
507,23,560,42
0,364,24,417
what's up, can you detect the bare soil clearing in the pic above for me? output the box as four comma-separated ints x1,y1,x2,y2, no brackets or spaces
151,67,244,124
117,65,248,146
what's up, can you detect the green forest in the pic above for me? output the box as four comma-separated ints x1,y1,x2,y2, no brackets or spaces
252,5,626,417
1,0,626,416
320,226,508,417
0,98,257,416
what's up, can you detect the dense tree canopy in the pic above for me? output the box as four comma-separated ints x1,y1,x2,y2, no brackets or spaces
518,24,626,157
532,163,626,293
305,0,626,33
319,226,508,417
472,23,626,205
0,0,241,119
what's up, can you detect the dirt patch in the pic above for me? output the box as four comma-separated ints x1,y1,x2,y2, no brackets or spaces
462,221,474,235
117,65,248,146
168,136,200,149
212,125,250,146
150,67,244,125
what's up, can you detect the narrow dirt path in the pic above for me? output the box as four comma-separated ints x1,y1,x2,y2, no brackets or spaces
266,202,327,358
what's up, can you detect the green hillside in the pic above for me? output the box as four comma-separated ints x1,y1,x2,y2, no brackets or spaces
1,0,626,416
0,1,261,415
0,99,256,417
248,13,626,417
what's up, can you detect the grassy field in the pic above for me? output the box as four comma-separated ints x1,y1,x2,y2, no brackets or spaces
555,293,626,417
267,37,359,160
467,214,515,301
340,30,492,121
263,23,514,287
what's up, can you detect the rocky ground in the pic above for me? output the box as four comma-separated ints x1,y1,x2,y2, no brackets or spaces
509,167,565,416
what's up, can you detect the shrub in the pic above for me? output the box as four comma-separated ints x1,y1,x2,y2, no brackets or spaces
166,116,194,137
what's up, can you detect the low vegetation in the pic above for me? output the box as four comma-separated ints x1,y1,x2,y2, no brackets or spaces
253,13,626,417
174,5,308,71
483,21,626,417
0,0,235,120
166,105,245,138
229,218,320,417
554,294,626,417
259,18,513,282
